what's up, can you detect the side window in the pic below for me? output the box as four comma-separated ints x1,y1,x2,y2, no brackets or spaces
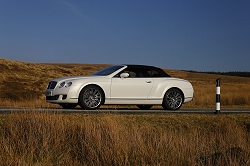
146,70,161,77
140,69,151,77
123,70,136,77
114,67,163,78
118,68,145,78
124,68,151,78
113,66,169,78
114,69,138,78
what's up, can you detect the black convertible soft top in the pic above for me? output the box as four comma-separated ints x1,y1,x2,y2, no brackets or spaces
123,64,171,77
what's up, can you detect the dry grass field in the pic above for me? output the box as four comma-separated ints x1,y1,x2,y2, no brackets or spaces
0,111,250,165
0,58,249,108
1,59,250,165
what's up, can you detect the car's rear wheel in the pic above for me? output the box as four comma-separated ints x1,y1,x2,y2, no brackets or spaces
79,85,104,110
137,105,153,110
59,103,77,109
162,88,183,110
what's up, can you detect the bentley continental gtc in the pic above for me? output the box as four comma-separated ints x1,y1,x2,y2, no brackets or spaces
45,65,194,110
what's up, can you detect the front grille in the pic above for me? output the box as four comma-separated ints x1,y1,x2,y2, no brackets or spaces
46,95,59,100
47,81,57,89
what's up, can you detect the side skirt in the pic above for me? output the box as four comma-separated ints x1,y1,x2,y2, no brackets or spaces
104,98,162,105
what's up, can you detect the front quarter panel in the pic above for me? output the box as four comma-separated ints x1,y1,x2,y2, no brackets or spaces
75,78,111,100
46,76,111,104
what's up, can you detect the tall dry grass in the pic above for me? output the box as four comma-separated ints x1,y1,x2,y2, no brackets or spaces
0,111,250,165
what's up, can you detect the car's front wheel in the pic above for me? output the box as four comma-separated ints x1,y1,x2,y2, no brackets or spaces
79,85,104,110
162,88,183,110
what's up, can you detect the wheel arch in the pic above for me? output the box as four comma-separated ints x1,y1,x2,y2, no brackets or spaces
163,87,184,100
78,84,106,105
162,87,185,110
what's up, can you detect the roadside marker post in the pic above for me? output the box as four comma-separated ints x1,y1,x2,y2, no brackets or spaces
215,78,221,114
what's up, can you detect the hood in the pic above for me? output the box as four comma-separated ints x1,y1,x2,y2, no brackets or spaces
52,75,106,82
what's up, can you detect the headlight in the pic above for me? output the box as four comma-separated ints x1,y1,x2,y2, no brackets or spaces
65,82,72,88
59,82,65,88
59,82,72,88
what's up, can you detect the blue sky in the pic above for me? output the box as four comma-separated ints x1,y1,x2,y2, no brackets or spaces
1,0,250,71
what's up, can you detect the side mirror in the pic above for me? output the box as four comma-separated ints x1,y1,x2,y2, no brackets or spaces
120,73,129,78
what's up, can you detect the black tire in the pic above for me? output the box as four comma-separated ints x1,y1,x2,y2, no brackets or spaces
79,85,104,110
137,105,153,110
162,88,183,110
59,103,77,109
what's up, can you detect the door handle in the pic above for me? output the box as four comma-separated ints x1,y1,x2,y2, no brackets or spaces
146,81,152,83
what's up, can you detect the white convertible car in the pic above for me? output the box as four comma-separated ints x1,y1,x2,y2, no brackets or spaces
45,65,193,110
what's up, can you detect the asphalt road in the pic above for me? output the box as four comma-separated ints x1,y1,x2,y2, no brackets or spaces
0,107,250,114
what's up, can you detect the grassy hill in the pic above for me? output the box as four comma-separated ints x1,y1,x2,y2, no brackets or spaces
0,58,250,108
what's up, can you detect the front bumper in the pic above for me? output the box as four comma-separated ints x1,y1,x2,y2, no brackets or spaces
45,85,80,104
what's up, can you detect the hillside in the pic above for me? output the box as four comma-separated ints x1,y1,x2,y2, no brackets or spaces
0,58,250,108
0,59,108,101
184,70,250,78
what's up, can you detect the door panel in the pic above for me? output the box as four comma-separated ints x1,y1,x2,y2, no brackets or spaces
111,78,153,100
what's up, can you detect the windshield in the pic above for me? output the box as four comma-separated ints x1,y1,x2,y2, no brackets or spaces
92,65,124,76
